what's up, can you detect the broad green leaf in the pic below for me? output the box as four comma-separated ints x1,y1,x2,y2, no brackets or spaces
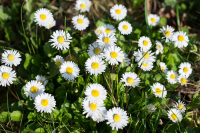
24,53,33,71
11,111,22,122
43,42,57,57
35,128,46,133
0,112,9,123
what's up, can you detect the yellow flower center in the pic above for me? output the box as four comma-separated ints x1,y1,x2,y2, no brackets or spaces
77,19,83,24
40,14,46,20
178,35,184,41
177,104,184,110
90,103,97,110
171,114,177,120
110,52,118,58
41,99,49,106
143,41,148,46
122,59,125,62
103,37,110,43
127,78,134,84
80,4,86,9
161,67,165,71
38,81,44,85
170,74,175,79
165,30,170,36
94,48,101,55
143,52,149,58
56,60,62,66
66,67,73,74
105,29,111,33
123,25,128,30
143,62,148,67
181,78,186,84
2,73,9,79
97,30,102,34
57,36,64,43
151,18,155,22
113,114,121,122
8,55,15,61
150,107,152,110
91,62,99,69
49,23,52,26
157,45,161,50
156,88,162,94
183,67,188,73
30,86,38,93
91,90,99,97
115,9,121,14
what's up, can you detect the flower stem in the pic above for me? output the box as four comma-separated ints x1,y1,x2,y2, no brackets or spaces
7,86,26,105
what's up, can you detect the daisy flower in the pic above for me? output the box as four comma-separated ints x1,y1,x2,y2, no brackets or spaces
173,100,186,113
172,31,189,48
0,66,16,87
151,82,167,98
147,104,156,113
44,19,56,29
138,36,152,51
82,98,106,119
159,62,168,73
118,21,132,35
92,109,107,123
53,55,65,67
110,4,127,21
34,8,53,27
167,108,183,123
133,49,156,65
72,14,90,31
85,56,106,76
167,70,178,84
35,75,48,86
24,80,45,99
148,14,160,26
94,26,105,36
49,30,72,50
84,83,107,103
1,50,21,67
178,62,192,78
140,61,154,71
159,25,174,42
104,46,124,65
102,24,116,34
121,53,131,66
87,41,104,58
60,61,80,80
178,75,187,86
75,0,91,12
155,40,164,55
105,107,129,131
120,72,140,87
34,93,56,113
96,33,117,48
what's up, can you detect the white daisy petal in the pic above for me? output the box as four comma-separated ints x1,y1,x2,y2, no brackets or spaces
35,75,48,86
146,104,156,113
155,40,164,55
138,36,152,51
167,108,183,123
167,70,178,84
118,21,132,35
44,19,56,29
87,41,104,58
2,50,22,67
133,49,156,65
102,24,116,34
151,82,167,98
159,62,168,73
96,33,117,48
178,62,192,78
0,66,16,87
120,72,140,87
140,61,154,71
121,53,131,66
110,4,127,21
75,0,91,13
172,31,189,48
173,100,186,113
53,55,65,67
159,25,174,42
72,14,90,31
94,26,105,36
34,8,53,27
148,14,160,26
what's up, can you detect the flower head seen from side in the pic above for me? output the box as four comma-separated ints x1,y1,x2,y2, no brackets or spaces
172,31,189,48
85,56,106,76
138,36,152,51
104,46,124,66
178,62,192,78
173,100,186,113
167,108,183,123
24,80,45,99
133,49,156,65
167,70,178,84
147,104,156,113
44,19,56,29
110,4,127,21
96,33,117,48
94,26,105,36
84,83,107,103
53,55,65,67
159,62,168,73
155,40,164,55
49,30,72,50
87,41,104,58
35,75,48,86
148,14,160,26
178,75,187,86
72,14,90,31
102,24,116,34
75,0,91,13
34,8,53,27
1,50,22,67
118,21,132,35
34,93,56,113
140,61,154,71
151,82,167,98
105,107,129,131
120,72,140,87
60,61,80,80
121,53,131,66
0,66,16,87
159,25,174,42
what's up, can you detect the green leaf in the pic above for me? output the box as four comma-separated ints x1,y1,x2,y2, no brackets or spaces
35,128,46,133
24,53,33,71
159,17,167,27
11,111,22,122
43,42,57,57
45,82,54,93
96,19,105,27
0,6,11,20
31,54,42,67
28,112,36,121
0,112,10,123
